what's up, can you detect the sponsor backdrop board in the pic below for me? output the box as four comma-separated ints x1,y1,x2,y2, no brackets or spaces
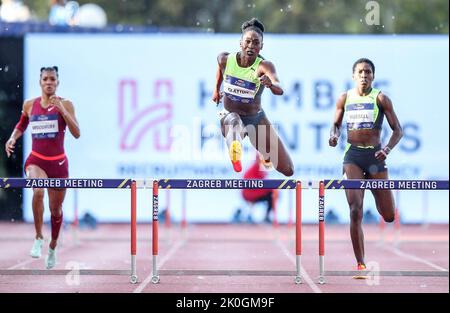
24,34,449,223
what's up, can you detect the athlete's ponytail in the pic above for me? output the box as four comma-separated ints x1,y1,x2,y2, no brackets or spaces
241,18,265,37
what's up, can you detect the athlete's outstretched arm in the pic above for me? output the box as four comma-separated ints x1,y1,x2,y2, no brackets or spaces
212,65,223,104
258,60,283,95
212,52,228,104
374,93,403,160
5,100,32,157
5,129,23,158
50,96,80,139
328,92,347,147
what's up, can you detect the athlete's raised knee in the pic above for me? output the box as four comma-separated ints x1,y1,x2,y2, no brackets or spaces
276,160,294,177
383,212,395,223
282,166,294,177
223,112,241,125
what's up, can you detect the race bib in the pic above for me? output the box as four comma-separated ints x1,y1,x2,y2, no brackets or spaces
346,103,375,130
223,75,257,104
30,114,59,139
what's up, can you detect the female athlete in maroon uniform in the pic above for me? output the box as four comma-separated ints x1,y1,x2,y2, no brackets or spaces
5,66,80,269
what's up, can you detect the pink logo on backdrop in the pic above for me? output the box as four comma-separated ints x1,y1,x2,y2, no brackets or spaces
118,79,174,151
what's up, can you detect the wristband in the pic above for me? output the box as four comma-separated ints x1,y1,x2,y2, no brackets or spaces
383,146,391,155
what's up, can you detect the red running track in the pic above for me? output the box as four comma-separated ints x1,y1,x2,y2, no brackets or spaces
0,222,448,293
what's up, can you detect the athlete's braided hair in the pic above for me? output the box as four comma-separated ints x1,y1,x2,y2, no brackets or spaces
241,18,265,38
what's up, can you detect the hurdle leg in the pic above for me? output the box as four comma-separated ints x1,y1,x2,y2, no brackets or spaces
130,181,138,284
288,191,293,228
421,190,429,229
165,189,171,228
181,189,187,228
72,188,79,245
151,180,160,284
318,181,325,284
394,190,401,247
272,189,279,227
294,181,302,284
379,218,386,245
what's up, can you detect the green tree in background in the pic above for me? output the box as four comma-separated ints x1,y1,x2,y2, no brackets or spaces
21,0,450,34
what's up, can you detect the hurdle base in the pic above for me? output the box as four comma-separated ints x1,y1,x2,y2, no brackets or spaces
130,274,138,284
151,275,160,284
318,275,325,285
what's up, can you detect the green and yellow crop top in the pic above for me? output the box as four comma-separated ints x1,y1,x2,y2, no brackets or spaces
222,52,263,104
345,88,384,130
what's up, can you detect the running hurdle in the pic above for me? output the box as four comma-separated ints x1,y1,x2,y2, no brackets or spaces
1,178,448,285
150,179,449,285
0,178,139,284
322,179,449,283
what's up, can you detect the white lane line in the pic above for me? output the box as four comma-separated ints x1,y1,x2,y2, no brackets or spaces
275,240,323,293
8,244,76,270
8,258,40,270
384,245,448,272
261,223,322,293
133,238,187,293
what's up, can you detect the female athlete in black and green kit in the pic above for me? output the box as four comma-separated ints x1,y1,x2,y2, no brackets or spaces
329,58,403,270
211,18,294,176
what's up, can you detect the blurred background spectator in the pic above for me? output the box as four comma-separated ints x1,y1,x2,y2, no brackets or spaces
48,1,106,28
0,0,30,22
48,0,67,25
75,3,106,28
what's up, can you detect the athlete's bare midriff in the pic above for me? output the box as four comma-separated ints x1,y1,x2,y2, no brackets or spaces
224,87,264,116
347,128,382,147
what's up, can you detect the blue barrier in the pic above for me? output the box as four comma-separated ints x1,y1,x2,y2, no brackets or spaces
0,178,132,189
157,179,297,189
0,178,448,190
323,179,449,190
158,179,448,190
